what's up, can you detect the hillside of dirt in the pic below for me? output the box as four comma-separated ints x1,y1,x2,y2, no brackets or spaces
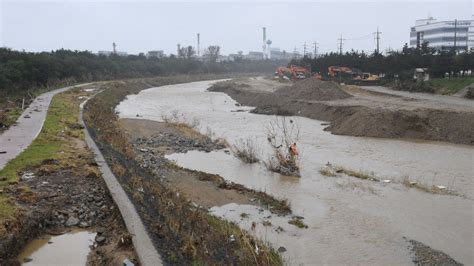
275,78,352,101
209,78,474,145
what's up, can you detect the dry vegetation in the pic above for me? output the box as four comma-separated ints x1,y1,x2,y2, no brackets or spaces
265,117,301,177
232,138,261,164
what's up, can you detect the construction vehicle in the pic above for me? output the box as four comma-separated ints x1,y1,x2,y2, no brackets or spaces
328,66,380,84
274,65,311,80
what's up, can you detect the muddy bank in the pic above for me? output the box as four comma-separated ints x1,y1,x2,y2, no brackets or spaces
120,118,291,215
409,239,463,266
84,77,283,265
0,161,136,265
209,79,474,145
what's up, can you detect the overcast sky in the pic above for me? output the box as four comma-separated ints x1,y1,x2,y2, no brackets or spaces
1,0,473,55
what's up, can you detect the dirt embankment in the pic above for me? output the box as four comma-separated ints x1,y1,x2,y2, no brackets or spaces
210,79,474,145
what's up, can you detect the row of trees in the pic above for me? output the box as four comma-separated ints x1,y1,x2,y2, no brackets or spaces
292,43,474,79
0,47,287,97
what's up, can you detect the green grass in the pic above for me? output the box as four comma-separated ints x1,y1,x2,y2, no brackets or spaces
426,77,474,94
0,89,85,222
0,196,16,221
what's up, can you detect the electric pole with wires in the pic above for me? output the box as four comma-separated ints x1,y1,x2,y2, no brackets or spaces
337,35,346,54
373,27,382,54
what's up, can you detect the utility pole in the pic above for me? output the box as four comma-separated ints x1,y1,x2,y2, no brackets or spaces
337,35,346,54
313,41,319,59
303,42,307,57
373,27,382,54
197,33,200,57
453,19,457,52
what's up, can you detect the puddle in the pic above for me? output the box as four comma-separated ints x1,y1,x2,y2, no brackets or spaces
117,80,474,265
17,230,96,265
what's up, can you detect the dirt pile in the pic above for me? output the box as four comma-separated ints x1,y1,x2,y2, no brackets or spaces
210,79,474,145
275,78,352,101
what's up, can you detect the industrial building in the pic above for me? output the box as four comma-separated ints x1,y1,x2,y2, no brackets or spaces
410,16,474,52
147,50,164,58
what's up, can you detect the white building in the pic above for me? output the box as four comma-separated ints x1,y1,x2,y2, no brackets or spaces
410,16,473,52
147,50,164,58
469,15,474,50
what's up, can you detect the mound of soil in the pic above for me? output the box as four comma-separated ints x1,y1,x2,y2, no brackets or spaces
275,79,352,101
210,78,474,145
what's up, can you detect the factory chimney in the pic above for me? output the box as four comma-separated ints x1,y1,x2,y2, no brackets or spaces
262,27,267,59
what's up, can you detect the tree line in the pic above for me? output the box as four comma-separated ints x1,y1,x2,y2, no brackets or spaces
292,43,474,79
0,47,287,98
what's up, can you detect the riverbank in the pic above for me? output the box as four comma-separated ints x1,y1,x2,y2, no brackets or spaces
83,75,283,265
120,118,291,215
116,78,472,265
0,86,137,264
209,78,474,145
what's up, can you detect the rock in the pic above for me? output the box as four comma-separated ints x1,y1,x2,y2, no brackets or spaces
278,246,287,253
65,216,80,227
96,227,106,234
79,221,90,228
20,171,35,181
123,258,135,266
95,235,106,244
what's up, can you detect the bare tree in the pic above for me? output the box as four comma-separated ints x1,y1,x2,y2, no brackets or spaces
204,45,220,62
265,117,301,176
178,45,196,59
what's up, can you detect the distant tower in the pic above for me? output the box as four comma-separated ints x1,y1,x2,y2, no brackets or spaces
177,44,181,56
262,27,267,59
197,33,200,57
112,42,117,54
266,39,272,59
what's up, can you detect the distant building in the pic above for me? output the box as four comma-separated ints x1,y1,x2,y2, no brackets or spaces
97,50,128,57
245,51,264,60
469,15,474,50
147,50,164,58
410,16,473,52
98,51,112,56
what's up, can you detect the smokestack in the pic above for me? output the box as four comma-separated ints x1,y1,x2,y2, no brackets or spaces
177,44,181,56
197,33,200,57
262,27,267,59
112,42,117,54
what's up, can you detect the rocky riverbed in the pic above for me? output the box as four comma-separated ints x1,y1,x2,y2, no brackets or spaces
120,118,291,215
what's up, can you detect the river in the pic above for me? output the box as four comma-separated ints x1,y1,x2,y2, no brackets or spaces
116,80,473,265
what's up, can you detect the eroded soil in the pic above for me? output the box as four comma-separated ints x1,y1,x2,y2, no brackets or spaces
210,77,474,145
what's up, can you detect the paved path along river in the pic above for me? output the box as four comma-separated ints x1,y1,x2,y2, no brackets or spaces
0,84,91,170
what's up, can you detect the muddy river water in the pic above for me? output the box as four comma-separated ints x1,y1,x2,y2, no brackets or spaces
116,80,473,265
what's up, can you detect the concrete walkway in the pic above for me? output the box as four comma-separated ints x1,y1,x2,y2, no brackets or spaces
0,83,91,170
79,98,163,266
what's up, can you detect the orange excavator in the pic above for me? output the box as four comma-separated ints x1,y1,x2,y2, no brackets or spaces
274,65,310,80
328,66,353,78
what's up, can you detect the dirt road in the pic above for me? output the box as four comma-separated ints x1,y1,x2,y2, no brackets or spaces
210,78,474,145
